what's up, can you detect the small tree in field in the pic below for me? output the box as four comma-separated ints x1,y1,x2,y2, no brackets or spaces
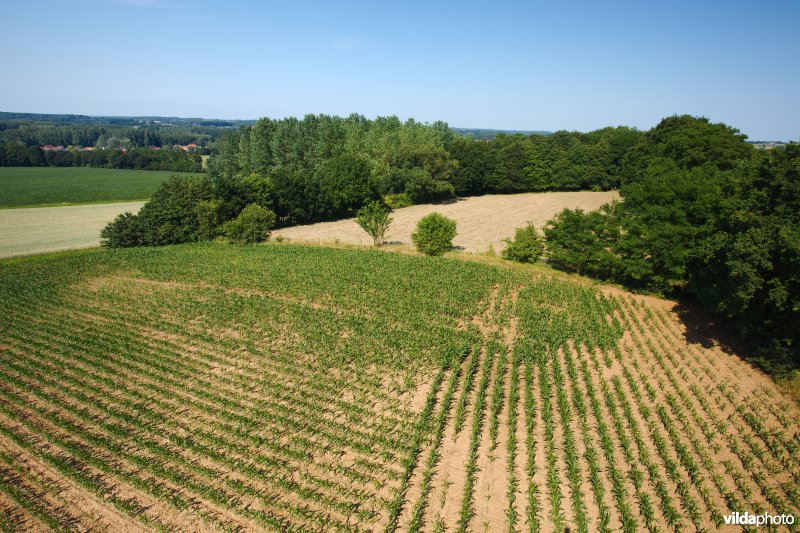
411,212,457,256
355,201,393,246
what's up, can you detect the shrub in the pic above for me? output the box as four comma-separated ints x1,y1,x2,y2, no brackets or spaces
384,193,412,209
100,212,141,248
222,203,277,244
543,205,622,278
411,212,457,256
100,174,214,247
502,224,544,263
355,201,393,246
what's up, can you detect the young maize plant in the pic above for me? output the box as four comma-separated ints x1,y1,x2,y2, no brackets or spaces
1,243,798,531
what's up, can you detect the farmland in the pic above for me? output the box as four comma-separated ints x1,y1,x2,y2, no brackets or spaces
0,201,145,258
0,243,798,531
274,191,619,253
0,167,194,208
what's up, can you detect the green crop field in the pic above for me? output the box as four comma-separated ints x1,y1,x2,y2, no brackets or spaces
0,243,798,531
0,167,197,208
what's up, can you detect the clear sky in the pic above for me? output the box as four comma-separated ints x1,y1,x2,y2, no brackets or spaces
2,0,798,140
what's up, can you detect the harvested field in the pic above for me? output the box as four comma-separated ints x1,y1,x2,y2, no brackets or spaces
0,242,798,531
274,191,619,253
0,202,144,258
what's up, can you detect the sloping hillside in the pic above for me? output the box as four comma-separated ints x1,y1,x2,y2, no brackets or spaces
0,243,797,531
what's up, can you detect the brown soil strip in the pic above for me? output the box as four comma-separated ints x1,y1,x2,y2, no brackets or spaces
472,343,509,532
575,343,666,531
566,344,625,531
510,355,529,532
395,366,458,531
527,355,549,532
650,303,800,458
423,286,500,531
544,346,573,530
558,343,600,531
3,312,406,481
67,290,416,423
0,491,36,532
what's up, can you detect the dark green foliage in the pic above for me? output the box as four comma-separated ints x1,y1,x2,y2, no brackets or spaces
212,173,257,221
544,205,622,278
210,115,637,229
0,112,239,149
0,142,203,172
355,201,393,246
242,173,274,210
316,153,380,218
404,170,456,204
100,212,142,248
411,213,457,256
689,144,800,372
502,224,544,263
100,175,214,247
543,116,799,373
222,203,277,244
621,115,754,184
447,137,495,196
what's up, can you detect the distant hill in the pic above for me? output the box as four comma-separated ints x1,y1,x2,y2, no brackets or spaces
451,127,552,140
0,111,256,127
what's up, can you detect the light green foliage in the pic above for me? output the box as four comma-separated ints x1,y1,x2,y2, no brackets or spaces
242,172,274,210
502,223,544,263
355,201,392,246
411,212,457,256
194,198,222,240
384,193,412,209
212,115,457,224
222,203,276,244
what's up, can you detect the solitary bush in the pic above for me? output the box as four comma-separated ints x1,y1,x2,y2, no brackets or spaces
502,223,544,263
411,212,457,256
355,201,393,246
222,203,277,244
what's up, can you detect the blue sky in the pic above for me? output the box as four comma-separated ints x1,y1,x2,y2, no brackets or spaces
1,0,798,140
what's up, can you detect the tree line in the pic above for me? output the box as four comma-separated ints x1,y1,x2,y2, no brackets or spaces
0,120,229,148
543,116,797,374
209,114,639,225
0,142,203,172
